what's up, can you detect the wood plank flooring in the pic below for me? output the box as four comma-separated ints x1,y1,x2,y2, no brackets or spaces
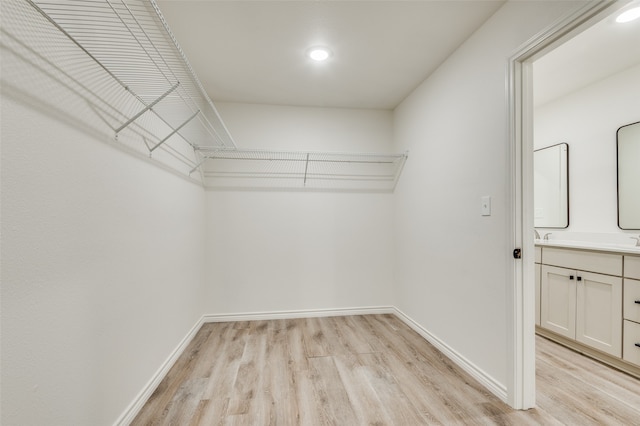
131,314,640,425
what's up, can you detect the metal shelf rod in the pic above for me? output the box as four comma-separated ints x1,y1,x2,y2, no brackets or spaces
200,157,400,165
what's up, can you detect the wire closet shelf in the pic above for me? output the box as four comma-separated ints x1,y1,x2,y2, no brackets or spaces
197,149,408,192
1,0,408,191
2,0,236,176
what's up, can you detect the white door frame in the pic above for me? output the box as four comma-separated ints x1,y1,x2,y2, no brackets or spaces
507,0,625,409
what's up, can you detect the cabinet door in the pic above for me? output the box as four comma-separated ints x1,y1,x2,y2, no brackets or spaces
541,265,576,338
576,271,622,357
535,263,541,326
623,320,640,367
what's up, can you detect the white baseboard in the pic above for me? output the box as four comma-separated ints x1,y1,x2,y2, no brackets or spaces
114,316,206,426
115,306,393,425
392,307,508,403
116,305,507,425
202,305,395,323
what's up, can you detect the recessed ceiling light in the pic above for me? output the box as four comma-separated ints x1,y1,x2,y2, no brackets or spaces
616,6,640,23
308,47,331,62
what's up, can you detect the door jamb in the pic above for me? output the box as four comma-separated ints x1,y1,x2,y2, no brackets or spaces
507,0,624,409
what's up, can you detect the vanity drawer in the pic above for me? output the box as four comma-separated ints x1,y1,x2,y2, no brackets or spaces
623,320,640,367
625,255,640,280
535,246,542,264
542,247,622,276
624,279,640,323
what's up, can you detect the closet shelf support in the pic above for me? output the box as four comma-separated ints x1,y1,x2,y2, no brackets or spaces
189,155,211,175
115,82,180,134
150,110,200,153
303,153,310,186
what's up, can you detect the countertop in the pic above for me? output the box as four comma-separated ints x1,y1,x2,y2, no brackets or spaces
535,239,640,255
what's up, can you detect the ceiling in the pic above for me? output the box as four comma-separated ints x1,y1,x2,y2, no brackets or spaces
534,2,640,107
157,0,505,110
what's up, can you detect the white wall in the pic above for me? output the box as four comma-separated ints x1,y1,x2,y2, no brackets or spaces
1,95,207,425
205,103,395,315
392,0,586,392
534,63,640,234
216,102,394,152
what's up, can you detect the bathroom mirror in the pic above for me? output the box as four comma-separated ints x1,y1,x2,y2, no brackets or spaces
534,143,569,228
617,121,640,230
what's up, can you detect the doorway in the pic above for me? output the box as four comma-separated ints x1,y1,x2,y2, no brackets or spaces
509,0,639,410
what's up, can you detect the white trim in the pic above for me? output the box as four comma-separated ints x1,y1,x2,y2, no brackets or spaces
202,306,395,323
114,316,206,426
506,0,623,410
392,307,508,403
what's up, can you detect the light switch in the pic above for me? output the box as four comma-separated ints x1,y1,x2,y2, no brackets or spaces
481,196,491,216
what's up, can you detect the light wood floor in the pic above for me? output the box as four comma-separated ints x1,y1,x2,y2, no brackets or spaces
131,314,640,425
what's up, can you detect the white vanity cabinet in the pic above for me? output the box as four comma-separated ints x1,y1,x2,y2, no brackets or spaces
536,246,640,377
539,247,623,357
623,255,640,367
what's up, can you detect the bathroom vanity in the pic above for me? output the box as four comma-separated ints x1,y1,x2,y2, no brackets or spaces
535,241,640,378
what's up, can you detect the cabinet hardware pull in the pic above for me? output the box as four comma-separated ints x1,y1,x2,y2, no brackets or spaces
570,275,574,280
636,343,640,348
635,300,640,304
577,276,582,281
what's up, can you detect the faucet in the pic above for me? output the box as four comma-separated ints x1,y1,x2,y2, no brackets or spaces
631,235,640,247
543,233,552,241
534,229,540,239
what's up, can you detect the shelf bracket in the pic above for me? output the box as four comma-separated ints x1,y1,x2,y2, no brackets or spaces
189,154,212,175
303,153,310,186
150,109,200,153
115,82,180,134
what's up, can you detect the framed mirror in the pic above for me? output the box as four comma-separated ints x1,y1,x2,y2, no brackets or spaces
534,143,569,228
617,121,640,230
